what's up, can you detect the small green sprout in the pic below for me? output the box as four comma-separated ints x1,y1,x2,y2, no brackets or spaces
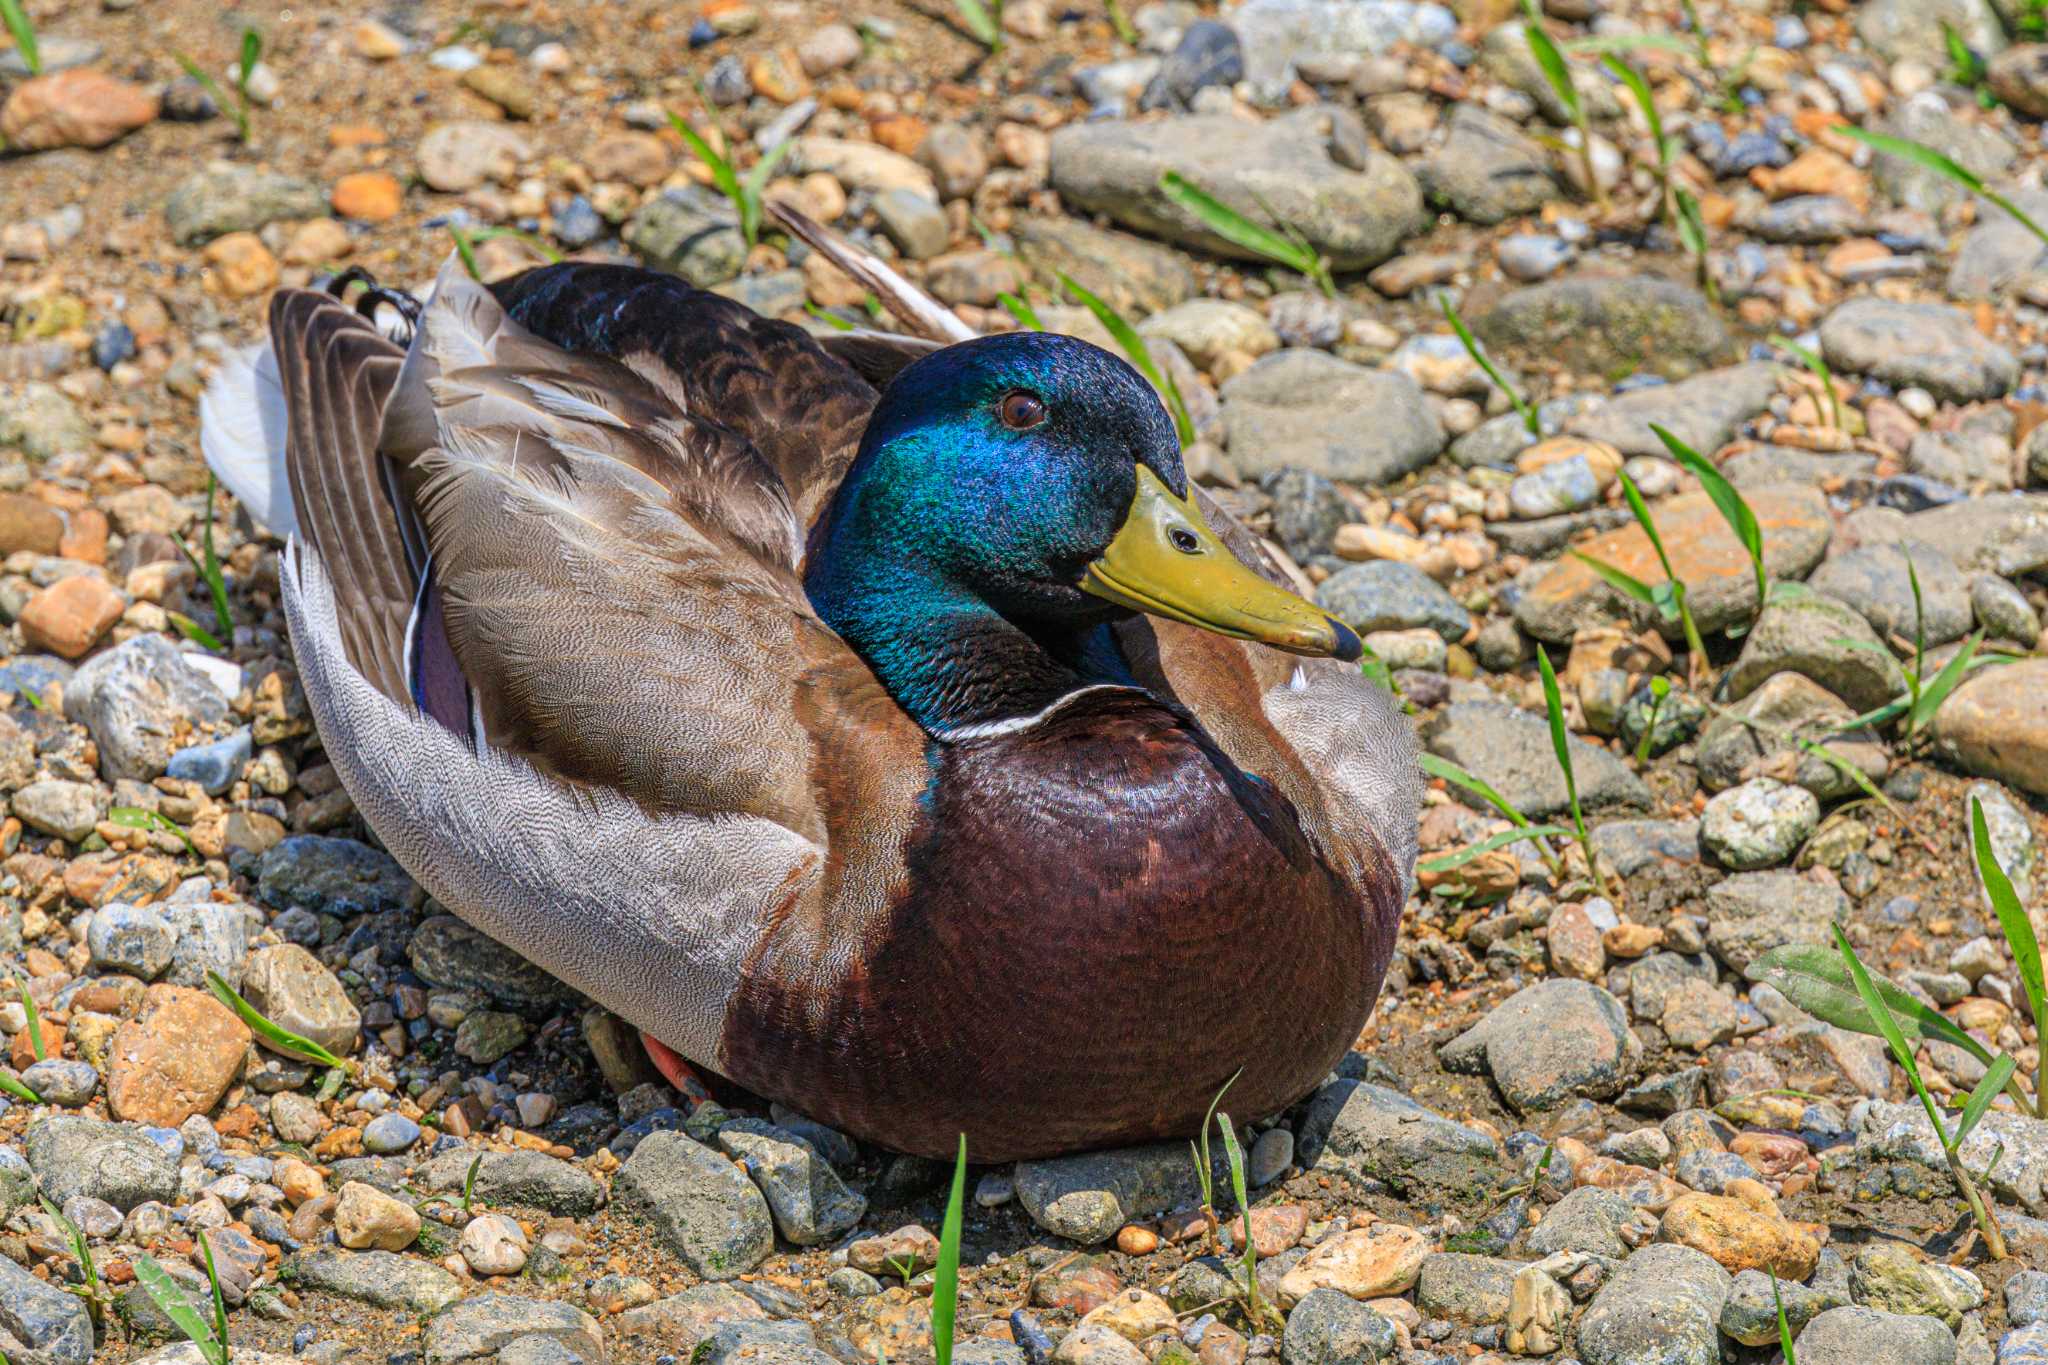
1771,1270,1797,1362
175,27,263,143
1651,423,1765,622
170,474,233,653
1441,297,1536,435
1775,337,1842,431
15,976,42,1062
1418,753,1565,880
448,224,565,280
39,1196,106,1323
1158,172,1335,298
666,110,797,249
135,1248,230,1365
931,1134,967,1365
1535,646,1609,898
1973,794,2047,1119
1632,676,1670,765
951,0,1005,51
1522,0,1606,211
1572,470,1708,682
0,0,39,76
1837,125,2048,247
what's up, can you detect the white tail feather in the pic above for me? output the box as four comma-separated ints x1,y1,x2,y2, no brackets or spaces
199,341,296,537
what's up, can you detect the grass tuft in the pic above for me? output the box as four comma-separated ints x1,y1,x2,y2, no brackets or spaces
667,109,797,249
1158,172,1335,298
1535,646,1610,898
174,27,263,143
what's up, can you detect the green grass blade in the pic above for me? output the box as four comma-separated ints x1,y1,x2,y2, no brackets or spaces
461,1152,483,1213
0,0,39,75
1908,630,1981,736
107,807,202,860
1521,0,1582,123
1973,795,2047,1065
1535,648,1582,821
1441,298,1537,434
741,137,798,231
1836,125,2048,246
951,0,1003,49
0,1072,37,1104
997,292,1044,332
1747,944,1996,1067
198,1231,229,1358
1057,273,1194,447
1957,1052,2018,1145
1419,753,1531,829
1652,422,1763,609
134,1255,222,1364
17,978,42,1062
237,27,262,91
1157,172,1326,291
1793,738,1899,819
39,1196,95,1296
930,1134,967,1365
447,224,483,280
1771,1271,1797,1364
166,612,227,654
1569,551,1658,607
204,969,346,1070
1832,923,1949,1144
1775,337,1841,430
1566,33,1691,55
1417,825,1572,875
1615,470,1678,584
802,303,855,332
1601,56,1664,166
667,112,754,244
173,51,247,142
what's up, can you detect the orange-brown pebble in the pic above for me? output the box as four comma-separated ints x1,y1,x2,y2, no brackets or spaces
332,171,404,223
1114,1225,1159,1255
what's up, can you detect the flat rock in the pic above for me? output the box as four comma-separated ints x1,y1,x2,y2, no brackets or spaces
1857,0,2004,63
285,1249,463,1314
1576,1242,1732,1365
1279,1287,1397,1365
1700,777,1819,871
415,1149,605,1217
258,835,421,916
1221,350,1442,483
1704,872,1849,972
163,165,326,247
423,1293,604,1364
1934,658,2048,798
1855,1098,2048,1210
1723,590,1907,713
408,914,580,1016
1795,1305,1956,1365
1015,1143,1202,1244
1438,979,1642,1113
614,1131,774,1279
1721,1267,1845,1345
240,943,360,1057
1948,187,2048,298
105,984,250,1127
1416,106,1556,226
1424,701,1651,820
26,1115,177,1210
1049,109,1425,270
1473,273,1732,380
1414,1252,1519,1325
1697,671,1886,798
1010,218,1195,318
1513,486,1830,643
1527,1185,1636,1258
1819,297,2018,402
1315,560,1470,640
415,121,534,193
1294,1079,1500,1200
1565,363,1780,459
716,1118,865,1245
622,185,745,287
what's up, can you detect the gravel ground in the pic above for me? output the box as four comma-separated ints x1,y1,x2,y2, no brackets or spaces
8,0,2048,1361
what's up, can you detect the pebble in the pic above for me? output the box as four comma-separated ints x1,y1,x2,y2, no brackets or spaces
459,1212,532,1276
1438,979,1642,1113
614,1131,774,1278
1700,777,1820,870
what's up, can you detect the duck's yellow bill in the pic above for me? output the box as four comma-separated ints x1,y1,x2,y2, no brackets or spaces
1082,466,1363,662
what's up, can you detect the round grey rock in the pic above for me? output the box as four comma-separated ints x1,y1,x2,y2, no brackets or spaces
1281,1287,1397,1365
1794,1305,1956,1365
87,902,174,980
1700,777,1820,871
1316,560,1470,641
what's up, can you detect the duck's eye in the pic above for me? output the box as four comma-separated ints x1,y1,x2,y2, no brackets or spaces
998,391,1047,430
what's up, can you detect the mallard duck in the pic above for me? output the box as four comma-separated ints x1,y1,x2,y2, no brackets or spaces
200,210,1417,1161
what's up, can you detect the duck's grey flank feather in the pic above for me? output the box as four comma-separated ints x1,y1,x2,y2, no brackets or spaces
282,538,813,1065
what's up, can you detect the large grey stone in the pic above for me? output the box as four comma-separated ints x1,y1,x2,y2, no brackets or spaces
1695,672,1888,800
1820,297,2018,402
163,165,325,246
1704,872,1848,972
1011,217,1195,318
1279,1287,1397,1365
407,914,579,1016
1049,109,1426,271
1233,0,1451,101
1473,274,1732,380
0,1252,92,1365
1221,350,1443,483
1873,92,2016,216
1414,1253,1520,1325
1795,1306,1956,1365
1723,590,1907,713
1576,1242,1731,1365
1857,0,2005,63
1315,561,1470,641
63,635,231,781
423,1293,604,1364
1295,1079,1501,1200
1527,1185,1636,1258
1014,1142,1201,1244
26,1115,178,1211
1565,362,1779,459
0,385,91,463
1424,701,1651,820
257,835,421,916
613,1131,774,1279
1416,106,1556,226
1721,1267,1847,1346
1856,1095,2048,1212
1438,979,1642,1113
415,1149,605,1216
1810,541,1973,646
716,1118,865,1245
1948,188,2048,298
285,1249,464,1314
623,185,746,287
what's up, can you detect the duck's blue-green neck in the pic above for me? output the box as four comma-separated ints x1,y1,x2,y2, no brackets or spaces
806,500,1133,739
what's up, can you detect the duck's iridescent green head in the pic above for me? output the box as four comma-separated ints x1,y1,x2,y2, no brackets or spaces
805,332,1359,737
